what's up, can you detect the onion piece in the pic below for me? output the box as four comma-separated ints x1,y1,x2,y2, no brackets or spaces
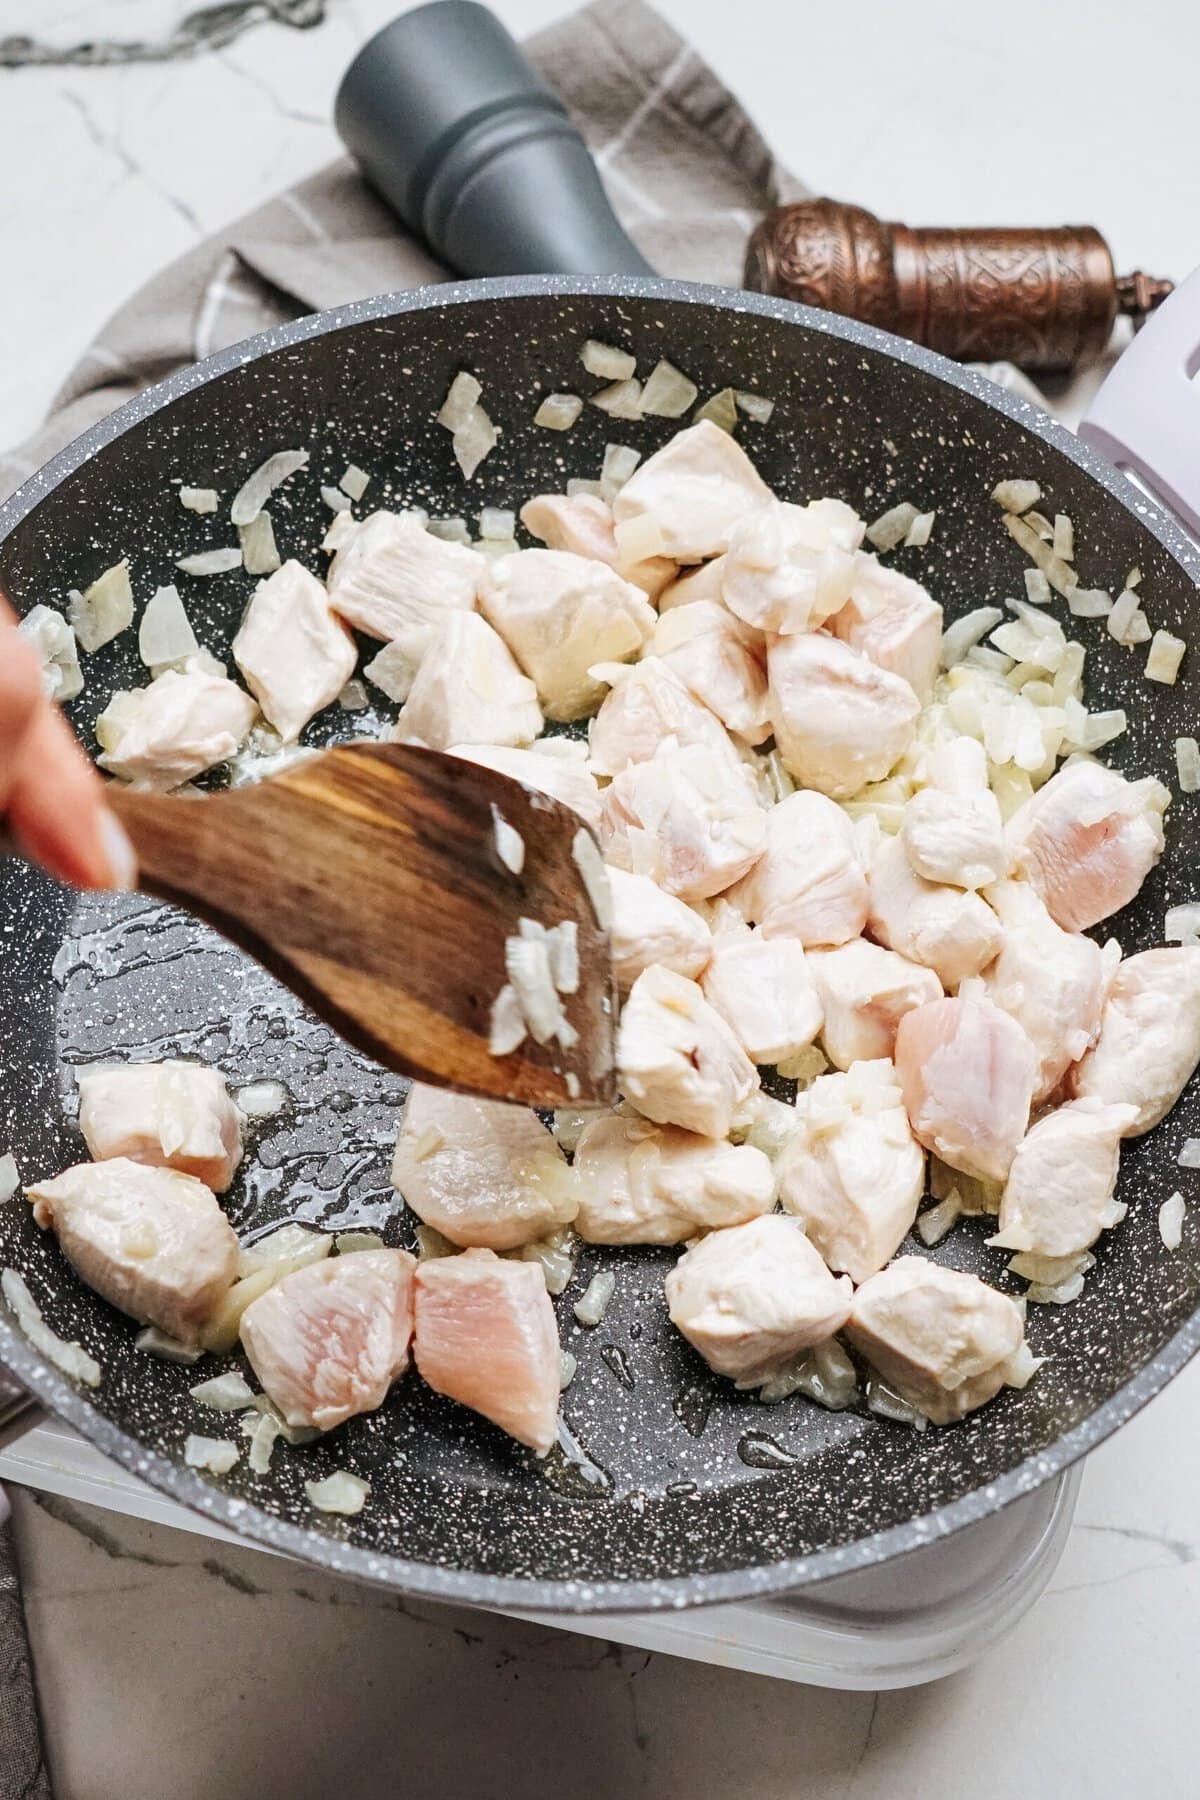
184,1434,240,1474
1052,514,1075,561
338,678,369,712
18,606,84,702
248,1409,282,1474
573,1269,616,1327
916,1193,961,1246
1178,1139,1200,1169
559,1350,577,1389
1146,630,1186,685
2,1268,101,1387
452,406,498,479
581,340,636,381
0,1154,19,1204
566,477,605,499
190,1371,257,1411
138,584,198,671
70,561,135,653
321,485,351,514
306,1471,369,1515
492,807,526,875
235,1082,288,1122
865,1376,928,1430
239,512,281,575
600,443,641,500
1176,738,1200,794
364,639,420,704
735,390,775,424
437,372,482,431
590,378,643,420
1066,587,1112,618
866,501,919,552
180,487,219,514
1160,1191,1186,1251
175,547,243,577
1003,513,1078,598
940,606,1004,670
639,360,698,418
992,479,1041,514
692,387,738,432
478,507,516,541
1023,568,1052,605
1165,903,1200,948
489,983,527,1056
322,511,359,554
339,465,370,502
230,449,309,527
238,1222,331,1277
426,516,471,545
335,1230,386,1254
905,510,936,548
135,1326,203,1364
613,514,666,563
534,393,583,431
1107,589,1142,643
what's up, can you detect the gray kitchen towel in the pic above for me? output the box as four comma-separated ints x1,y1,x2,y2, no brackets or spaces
0,1517,51,1799
0,0,805,505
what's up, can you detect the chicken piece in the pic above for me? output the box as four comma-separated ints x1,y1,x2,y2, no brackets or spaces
587,656,741,779
78,1061,243,1193
1005,759,1170,932
729,789,868,947
894,995,1038,1182
231,560,357,744
390,611,542,751
240,1250,415,1431
611,419,773,560
326,510,483,645
700,924,823,1065
830,554,943,701
26,1159,238,1344
1068,947,1200,1134
722,498,863,635
651,600,771,744
392,1085,576,1251
616,965,758,1137
599,738,765,902
479,548,656,721
846,1258,1028,1425
656,556,730,615
607,866,713,990
867,833,1003,990
776,1060,924,1282
97,667,257,788
447,741,602,832
900,737,1009,889
767,633,920,799
990,1099,1137,1260
519,492,674,599
573,1113,774,1244
414,1249,560,1454
807,939,942,1070
665,1215,852,1385
981,880,1114,1103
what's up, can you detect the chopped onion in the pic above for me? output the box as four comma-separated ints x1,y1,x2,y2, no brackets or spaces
180,487,219,514
735,390,775,424
2,1268,101,1387
338,678,369,712
248,1409,282,1474
489,983,527,1056
1026,1272,1086,1305
138,584,198,671
566,478,605,499
231,449,309,527
239,511,281,575
865,1376,928,1429
534,393,583,431
545,920,579,993
1052,514,1075,561
415,1223,456,1261
429,517,473,545
476,537,520,561
1023,568,1052,605
201,1268,288,1353
0,1154,19,1204
1003,513,1077,598
571,829,613,929
70,561,134,653
738,1094,800,1160
590,378,643,420
190,1371,256,1411
322,511,359,554
1165,903,1200,947
1176,738,1200,794
693,387,738,432
1107,589,1141,643
365,639,421,704
639,360,698,418
176,547,243,577
573,1269,616,1327
339,464,370,502
559,1350,577,1389
453,405,498,480
1024,510,1054,541
478,507,516,541
1127,566,1143,589
581,339,636,381
437,372,482,432
940,606,1003,670
1146,630,1186,685
238,1222,330,1277
1160,1191,1186,1251
551,1109,597,1154
513,1225,577,1296
866,501,920,552
600,442,642,500
775,1043,829,1085
335,1230,386,1254
1004,1343,1044,1390
18,606,83,702
916,1193,961,1246
905,510,936,548
305,1471,369,1515
1067,587,1113,618
505,930,576,1047
992,478,1041,514
1178,1139,1200,1169
235,1080,289,1119
184,1434,240,1474
321,484,351,514
492,807,526,875
135,1326,202,1364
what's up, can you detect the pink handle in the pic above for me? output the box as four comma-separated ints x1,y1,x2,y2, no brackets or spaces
1080,266,1200,538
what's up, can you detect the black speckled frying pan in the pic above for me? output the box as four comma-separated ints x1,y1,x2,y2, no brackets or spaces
0,275,1198,1614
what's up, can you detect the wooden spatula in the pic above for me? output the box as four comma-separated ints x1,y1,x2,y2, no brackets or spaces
106,743,617,1109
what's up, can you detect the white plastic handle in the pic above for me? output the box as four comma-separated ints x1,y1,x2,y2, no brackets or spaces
1080,265,1200,538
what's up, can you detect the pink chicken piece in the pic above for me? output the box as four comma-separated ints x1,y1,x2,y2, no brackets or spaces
1068,946,1200,1134
240,1250,416,1432
830,554,943,702
1005,759,1170,932
325,509,483,644
610,419,773,561
607,865,714,990
767,632,920,799
447,741,602,833
700,924,823,1065
894,995,1038,1183
78,1060,243,1193
587,656,742,780
868,832,1003,990
598,737,765,903
729,789,868,948
519,492,675,600
806,938,943,1070
651,600,771,745
721,497,863,636
232,559,357,744
414,1249,560,1455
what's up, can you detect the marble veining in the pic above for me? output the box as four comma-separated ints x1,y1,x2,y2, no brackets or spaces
0,0,328,68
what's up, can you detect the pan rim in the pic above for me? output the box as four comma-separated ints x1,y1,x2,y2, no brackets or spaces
2,271,1199,1615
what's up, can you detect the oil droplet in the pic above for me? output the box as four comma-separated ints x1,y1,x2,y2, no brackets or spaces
666,1479,698,1499
737,1431,799,1471
600,1344,635,1391
672,1383,711,1439
539,1417,612,1499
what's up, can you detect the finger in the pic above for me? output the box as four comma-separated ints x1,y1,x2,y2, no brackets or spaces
8,702,137,892
0,628,42,813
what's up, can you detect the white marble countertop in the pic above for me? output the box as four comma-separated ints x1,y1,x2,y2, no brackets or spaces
4,1,1200,1795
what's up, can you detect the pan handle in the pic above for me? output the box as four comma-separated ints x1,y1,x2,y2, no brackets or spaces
1079,264,1200,539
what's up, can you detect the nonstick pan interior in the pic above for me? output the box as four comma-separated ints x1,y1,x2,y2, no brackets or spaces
1,277,1198,1613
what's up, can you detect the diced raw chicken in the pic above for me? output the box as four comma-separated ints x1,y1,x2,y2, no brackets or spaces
1068,947,1200,1134
391,1085,576,1251
607,866,713,990
610,420,773,560
326,510,483,645
447,741,602,832
990,1099,1137,1259
846,1258,1028,1425
700,924,823,1064
656,556,730,616
651,600,771,744
981,879,1114,1103
232,560,357,743
573,1113,774,1244
807,939,942,1070
665,1215,852,1384
587,656,742,779
722,498,863,635
867,833,1003,989
1005,759,1170,932
520,492,674,599
240,1249,415,1430
26,1158,238,1344
97,667,257,788
776,1060,924,1282
767,633,920,799
598,738,765,902
830,555,943,701
78,1060,243,1193
479,548,655,721
390,611,542,751
900,737,1009,889
729,789,868,947
414,1248,560,1454
616,965,758,1137
894,995,1038,1182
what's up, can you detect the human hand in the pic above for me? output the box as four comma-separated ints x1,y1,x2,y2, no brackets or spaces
1,597,136,890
